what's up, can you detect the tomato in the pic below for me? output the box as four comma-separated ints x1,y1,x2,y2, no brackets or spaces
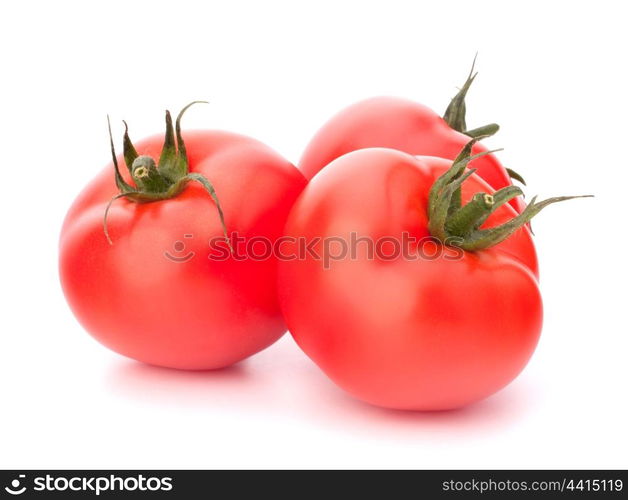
60,104,306,370
299,64,526,213
279,144,585,410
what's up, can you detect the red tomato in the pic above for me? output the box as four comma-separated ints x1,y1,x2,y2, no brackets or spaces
279,147,541,410
60,108,306,370
299,85,526,213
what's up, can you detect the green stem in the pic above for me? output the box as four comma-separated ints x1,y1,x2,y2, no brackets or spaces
445,192,494,237
428,169,476,242
474,185,523,228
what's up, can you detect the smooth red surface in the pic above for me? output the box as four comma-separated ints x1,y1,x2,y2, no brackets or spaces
60,131,306,369
299,96,525,213
279,148,541,410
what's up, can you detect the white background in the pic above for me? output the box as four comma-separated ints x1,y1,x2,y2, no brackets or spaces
1,0,626,469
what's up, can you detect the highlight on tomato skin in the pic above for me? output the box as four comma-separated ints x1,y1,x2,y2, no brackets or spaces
59,104,307,370
279,145,589,411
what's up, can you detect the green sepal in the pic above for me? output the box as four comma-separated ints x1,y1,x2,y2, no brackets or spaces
428,137,502,218
464,123,500,139
457,195,593,251
186,172,232,252
505,167,527,185
427,138,592,252
428,169,476,242
107,115,135,194
443,56,477,132
442,55,501,139
157,110,178,182
175,101,207,178
122,121,138,174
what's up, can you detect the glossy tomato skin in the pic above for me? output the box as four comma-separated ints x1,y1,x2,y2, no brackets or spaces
299,97,525,214
279,148,541,410
60,131,306,370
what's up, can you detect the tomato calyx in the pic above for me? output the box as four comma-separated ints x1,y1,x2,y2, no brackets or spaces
427,138,593,251
103,102,230,248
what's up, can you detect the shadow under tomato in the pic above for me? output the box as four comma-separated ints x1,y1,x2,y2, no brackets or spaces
105,336,541,441
273,337,541,440
301,372,539,441
105,359,273,410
